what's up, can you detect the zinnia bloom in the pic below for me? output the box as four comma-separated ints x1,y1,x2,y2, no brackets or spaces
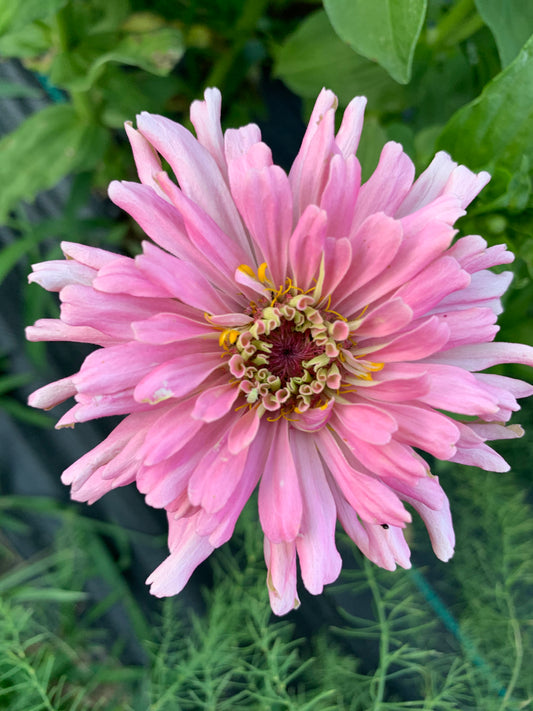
27,88,533,614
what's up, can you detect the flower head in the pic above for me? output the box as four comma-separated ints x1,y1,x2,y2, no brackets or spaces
27,88,533,614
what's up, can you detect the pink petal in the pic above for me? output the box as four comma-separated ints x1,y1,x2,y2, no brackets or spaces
353,298,414,338
137,399,204,466
136,112,249,253
317,429,410,527
227,406,261,454
147,514,214,597
189,87,226,177
343,220,456,314
319,154,361,239
133,350,223,404
359,316,450,363
61,241,119,269
431,307,498,348
74,342,181,396
288,204,327,291
333,415,429,482
264,538,300,616
25,319,120,347
392,256,470,317
132,312,213,344
425,342,533,371
188,431,248,514
335,403,398,445
136,241,238,314
224,124,263,163
230,164,293,285
396,151,489,216
192,382,240,422
334,213,403,304
404,488,455,562
109,181,228,290
335,95,367,157
291,430,342,594
93,256,173,298
289,88,337,217
28,376,76,410
155,171,251,282
351,142,415,230
29,260,95,291
385,403,459,459
124,121,164,195
258,419,302,543
60,283,175,339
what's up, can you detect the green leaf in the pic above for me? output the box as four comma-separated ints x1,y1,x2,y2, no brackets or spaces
475,0,533,67
50,27,185,92
0,105,109,224
274,10,406,111
0,0,66,36
0,21,51,59
323,0,427,84
0,81,41,98
437,35,533,179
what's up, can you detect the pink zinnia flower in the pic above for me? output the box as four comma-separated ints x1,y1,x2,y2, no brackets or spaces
27,88,533,614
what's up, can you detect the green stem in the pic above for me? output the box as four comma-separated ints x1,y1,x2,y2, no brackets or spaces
204,0,269,93
428,0,482,49
54,6,70,53
365,561,389,710
71,90,95,122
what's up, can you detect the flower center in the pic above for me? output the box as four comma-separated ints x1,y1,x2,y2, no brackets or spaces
224,289,351,415
264,320,323,383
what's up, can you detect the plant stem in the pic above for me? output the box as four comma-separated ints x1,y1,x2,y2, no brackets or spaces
428,0,483,49
365,560,389,710
204,0,269,93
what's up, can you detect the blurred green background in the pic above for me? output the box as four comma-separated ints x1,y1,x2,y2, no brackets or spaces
0,0,532,708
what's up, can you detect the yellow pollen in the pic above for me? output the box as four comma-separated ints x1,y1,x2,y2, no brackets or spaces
218,328,241,348
237,264,256,278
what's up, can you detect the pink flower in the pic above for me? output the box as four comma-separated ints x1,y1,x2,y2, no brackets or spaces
27,88,533,615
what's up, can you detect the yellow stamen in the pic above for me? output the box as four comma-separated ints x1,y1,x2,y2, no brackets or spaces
257,262,269,283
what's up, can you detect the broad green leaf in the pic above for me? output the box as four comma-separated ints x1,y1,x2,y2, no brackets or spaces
437,35,533,180
323,0,427,84
0,105,109,224
49,27,184,91
274,10,405,111
0,0,65,36
475,0,533,67
0,21,51,59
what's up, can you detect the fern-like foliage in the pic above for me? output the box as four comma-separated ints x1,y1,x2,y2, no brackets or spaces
0,456,532,710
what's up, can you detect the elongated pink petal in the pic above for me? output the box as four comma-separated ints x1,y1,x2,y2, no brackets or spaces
317,429,410,527
230,164,293,285
335,403,398,445
134,350,223,404
28,377,77,410
136,112,249,252
132,312,213,344
351,142,415,230
258,419,302,543
291,431,342,594
189,87,226,176
147,515,214,597
335,95,367,157
29,260,95,291
288,205,327,291
264,538,300,616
